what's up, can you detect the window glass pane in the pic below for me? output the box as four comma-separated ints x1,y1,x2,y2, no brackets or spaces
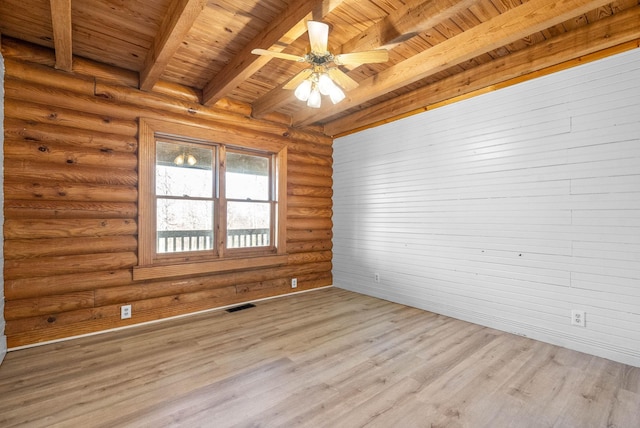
157,199,214,253
227,201,271,248
226,152,269,200
156,141,213,198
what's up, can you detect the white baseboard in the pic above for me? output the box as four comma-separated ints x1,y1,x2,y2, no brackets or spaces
336,284,640,368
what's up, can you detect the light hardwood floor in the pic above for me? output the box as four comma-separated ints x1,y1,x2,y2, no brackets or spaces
0,287,638,427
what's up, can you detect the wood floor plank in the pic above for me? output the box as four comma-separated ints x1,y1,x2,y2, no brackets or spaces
0,287,638,427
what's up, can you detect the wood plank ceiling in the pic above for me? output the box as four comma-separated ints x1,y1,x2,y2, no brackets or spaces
1,0,639,137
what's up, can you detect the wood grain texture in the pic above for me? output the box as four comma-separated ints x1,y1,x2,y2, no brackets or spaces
1,0,638,134
291,0,622,126
0,288,638,427
49,0,72,71
326,8,640,136
251,0,477,118
201,0,326,105
140,0,206,91
2,38,332,348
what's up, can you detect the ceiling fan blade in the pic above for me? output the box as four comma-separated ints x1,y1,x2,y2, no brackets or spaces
334,50,389,65
326,68,358,91
251,49,306,62
307,21,329,54
283,68,314,90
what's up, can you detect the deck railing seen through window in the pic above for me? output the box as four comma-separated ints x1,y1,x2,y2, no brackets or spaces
157,229,270,253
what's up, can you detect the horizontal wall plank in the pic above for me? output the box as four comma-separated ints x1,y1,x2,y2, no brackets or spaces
5,160,137,186
4,218,137,239
4,236,138,260
5,252,138,280
287,217,333,230
5,270,134,300
4,98,138,137
287,184,333,198
287,229,333,242
287,162,332,178
287,172,332,188
4,200,138,219
286,240,333,254
4,118,137,153
4,136,137,169
4,181,137,202
4,292,96,320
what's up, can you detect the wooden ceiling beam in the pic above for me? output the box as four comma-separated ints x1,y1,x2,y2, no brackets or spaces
339,0,477,54
291,0,619,127
139,0,206,91
325,6,640,136
251,0,475,118
49,0,73,72
201,0,345,106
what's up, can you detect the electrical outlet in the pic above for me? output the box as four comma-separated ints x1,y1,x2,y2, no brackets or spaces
571,310,585,327
291,278,297,288
121,304,132,320
374,273,380,283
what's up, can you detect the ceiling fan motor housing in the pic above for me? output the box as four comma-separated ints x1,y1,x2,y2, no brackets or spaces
306,52,333,66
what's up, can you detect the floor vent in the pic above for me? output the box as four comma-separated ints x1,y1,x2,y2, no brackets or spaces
226,303,256,313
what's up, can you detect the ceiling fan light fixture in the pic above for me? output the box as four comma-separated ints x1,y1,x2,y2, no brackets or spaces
329,84,346,104
307,85,322,108
318,73,334,95
252,20,389,110
294,79,313,101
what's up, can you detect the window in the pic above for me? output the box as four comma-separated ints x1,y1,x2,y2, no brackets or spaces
135,118,287,281
225,151,274,250
156,140,216,255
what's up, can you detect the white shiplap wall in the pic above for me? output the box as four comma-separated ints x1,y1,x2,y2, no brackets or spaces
333,48,640,367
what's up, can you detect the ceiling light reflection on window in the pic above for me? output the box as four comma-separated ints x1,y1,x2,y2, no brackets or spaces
174,153,197,166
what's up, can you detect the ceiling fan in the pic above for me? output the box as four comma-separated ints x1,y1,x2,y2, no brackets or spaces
252,21,388,108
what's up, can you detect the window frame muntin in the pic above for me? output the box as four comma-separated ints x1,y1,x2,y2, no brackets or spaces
135,118,288,281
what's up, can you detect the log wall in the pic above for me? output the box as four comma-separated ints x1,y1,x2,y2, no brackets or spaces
2,38,333,348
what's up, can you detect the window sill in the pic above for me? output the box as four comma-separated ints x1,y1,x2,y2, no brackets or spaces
133,254,288,281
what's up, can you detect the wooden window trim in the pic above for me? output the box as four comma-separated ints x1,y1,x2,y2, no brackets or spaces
133,254,289,281
134,118,288,281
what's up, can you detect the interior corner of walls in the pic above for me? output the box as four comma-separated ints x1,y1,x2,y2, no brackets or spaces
0,335,6,364
1,47,6,364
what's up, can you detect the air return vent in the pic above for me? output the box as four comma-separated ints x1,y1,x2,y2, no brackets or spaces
226,303,256,313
